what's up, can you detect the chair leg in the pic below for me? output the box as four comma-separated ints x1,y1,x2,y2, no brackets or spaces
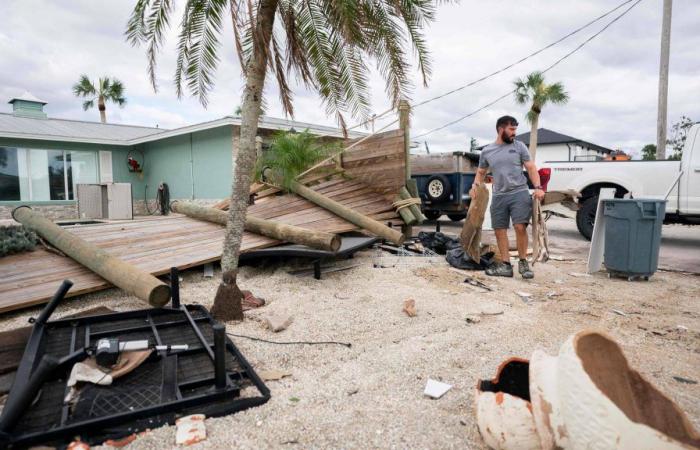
313,260,322,280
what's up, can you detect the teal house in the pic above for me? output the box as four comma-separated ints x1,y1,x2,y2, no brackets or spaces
0,92,361,220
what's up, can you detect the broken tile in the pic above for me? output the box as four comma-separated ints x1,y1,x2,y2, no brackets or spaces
424,379,452,399
264,314,293,332
175,414,206,445
403,299,417,317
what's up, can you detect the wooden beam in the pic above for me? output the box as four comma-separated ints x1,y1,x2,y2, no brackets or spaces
171,201,341,252
12,206,171,307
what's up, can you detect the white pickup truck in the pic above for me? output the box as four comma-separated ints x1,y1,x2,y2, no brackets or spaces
542,123,700,239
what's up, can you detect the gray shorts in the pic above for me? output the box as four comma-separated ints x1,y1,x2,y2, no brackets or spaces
491,189,532,229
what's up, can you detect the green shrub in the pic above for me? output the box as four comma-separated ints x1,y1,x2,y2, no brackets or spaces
0,225,39,257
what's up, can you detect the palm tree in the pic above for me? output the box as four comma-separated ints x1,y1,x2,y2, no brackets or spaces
72,75,126,123
126,0,445,321
513,71,568,161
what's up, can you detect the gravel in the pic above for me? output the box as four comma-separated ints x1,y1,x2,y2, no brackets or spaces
1,248,699,449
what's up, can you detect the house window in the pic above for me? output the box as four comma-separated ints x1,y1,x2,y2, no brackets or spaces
0,147,98,201
0,147,21,200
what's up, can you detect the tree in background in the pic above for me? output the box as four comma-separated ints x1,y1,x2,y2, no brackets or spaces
641,144,657,161
513,71,569,161
127,0,447,321
667,116,694,161
470,137,479,152
72,75,126,123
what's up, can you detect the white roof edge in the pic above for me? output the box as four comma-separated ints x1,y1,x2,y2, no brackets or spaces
8,91,48,105
0,131,131,146
129,115,367,144
0,115,369,146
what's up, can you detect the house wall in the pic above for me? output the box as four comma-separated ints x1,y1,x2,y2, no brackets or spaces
1,124,349,220
0,137,126,220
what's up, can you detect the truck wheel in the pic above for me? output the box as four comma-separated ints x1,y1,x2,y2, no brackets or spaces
447,214,466,222
576,196,598,241
426,175,451,202
424,210,441,221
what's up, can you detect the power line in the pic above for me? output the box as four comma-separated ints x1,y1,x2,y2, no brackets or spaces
412,0,639,110
414,0,643,140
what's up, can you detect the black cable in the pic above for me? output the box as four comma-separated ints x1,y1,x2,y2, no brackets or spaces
227,333,352,348
156,183,170,215
412,0,638,110
414,0,643,139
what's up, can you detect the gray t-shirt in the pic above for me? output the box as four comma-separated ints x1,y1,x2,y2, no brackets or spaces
478,140,531,196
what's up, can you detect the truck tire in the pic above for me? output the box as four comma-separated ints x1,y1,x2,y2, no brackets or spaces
447,213,466,222
576,196,598,241
424,210,441,221
426,175,451,202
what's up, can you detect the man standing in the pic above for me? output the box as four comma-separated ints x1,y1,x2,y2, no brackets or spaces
470,115,544,278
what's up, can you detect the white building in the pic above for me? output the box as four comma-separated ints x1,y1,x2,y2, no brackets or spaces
515,128,613,165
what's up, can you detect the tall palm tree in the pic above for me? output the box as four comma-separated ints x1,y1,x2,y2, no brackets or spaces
126,0,445,321
513,71,568,161
72,75,127,123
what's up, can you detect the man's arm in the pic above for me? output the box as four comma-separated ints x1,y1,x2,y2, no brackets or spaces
524,160,545,200
473,167,488,186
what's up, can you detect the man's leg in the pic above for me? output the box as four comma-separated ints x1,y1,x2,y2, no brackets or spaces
514,223,528,259
512,191,534,279
486,195,514,277
494,228,511,262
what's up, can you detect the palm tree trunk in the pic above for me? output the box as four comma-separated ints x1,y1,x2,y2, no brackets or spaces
98,95,106,123
211,0,278,321
528,112,539,162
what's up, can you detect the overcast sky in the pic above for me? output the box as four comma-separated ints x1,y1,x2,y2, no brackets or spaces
1,0,698,157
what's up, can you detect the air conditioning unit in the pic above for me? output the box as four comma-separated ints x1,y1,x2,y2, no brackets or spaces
77,183,133,220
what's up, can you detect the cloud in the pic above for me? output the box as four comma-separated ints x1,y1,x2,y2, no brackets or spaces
0,0,698,156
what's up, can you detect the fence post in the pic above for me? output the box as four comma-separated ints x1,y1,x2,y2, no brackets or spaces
398,99,413,238
398,100,411,183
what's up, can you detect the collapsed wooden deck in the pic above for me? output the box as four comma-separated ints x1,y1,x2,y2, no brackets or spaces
0,128,408,313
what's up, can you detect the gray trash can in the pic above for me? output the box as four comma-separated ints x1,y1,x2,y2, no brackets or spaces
603,199,666,280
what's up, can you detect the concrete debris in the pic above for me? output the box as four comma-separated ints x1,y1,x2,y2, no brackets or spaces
175,414,207,446
264,314,294,332
403,299,417,317
568,272,591,278
258,369,292,381
546,291,561,298
465,315,482,324
515,292,532,303
424,379,452,399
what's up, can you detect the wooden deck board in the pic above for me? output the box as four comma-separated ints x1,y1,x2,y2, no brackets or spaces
0,178,404,314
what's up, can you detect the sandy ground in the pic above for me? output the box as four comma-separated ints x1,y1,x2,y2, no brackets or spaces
1,237,699,449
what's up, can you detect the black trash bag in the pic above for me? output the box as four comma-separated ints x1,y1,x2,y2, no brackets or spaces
445,247,496,270
417,231,460,255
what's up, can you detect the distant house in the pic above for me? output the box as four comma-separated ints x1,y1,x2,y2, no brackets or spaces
0,91,363,220
515,128,613,165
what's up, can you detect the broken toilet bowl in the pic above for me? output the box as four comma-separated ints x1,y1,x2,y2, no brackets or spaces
475,357,540,450
477,331,700,450
552,330,700,450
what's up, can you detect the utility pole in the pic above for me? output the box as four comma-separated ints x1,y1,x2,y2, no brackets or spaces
656,0,672,160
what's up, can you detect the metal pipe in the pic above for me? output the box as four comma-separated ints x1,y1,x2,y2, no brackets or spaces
170,267,180,309
213,324,227,389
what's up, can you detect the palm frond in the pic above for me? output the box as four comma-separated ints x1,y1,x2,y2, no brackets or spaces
82,99,95,111
126,0,173,91
256,130,338,190
73,74,96,97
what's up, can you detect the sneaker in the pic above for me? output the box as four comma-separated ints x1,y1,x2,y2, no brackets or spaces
519,259,534,279
485,262,514,277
